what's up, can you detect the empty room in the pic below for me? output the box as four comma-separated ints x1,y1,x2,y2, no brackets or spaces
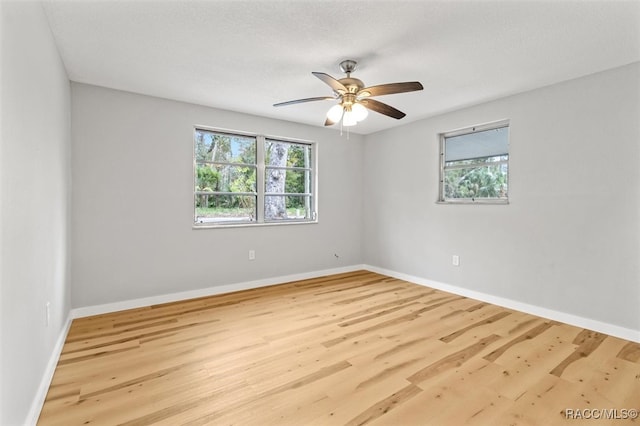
1,0,639,425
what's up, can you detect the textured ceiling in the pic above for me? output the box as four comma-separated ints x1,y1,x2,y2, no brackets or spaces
42,0,640,135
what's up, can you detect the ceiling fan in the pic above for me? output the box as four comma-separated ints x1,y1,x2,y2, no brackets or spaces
273,59,424,127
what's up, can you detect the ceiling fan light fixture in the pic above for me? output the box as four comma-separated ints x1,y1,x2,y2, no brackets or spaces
342,109,357,127
351,103,368,122
327,104,344,122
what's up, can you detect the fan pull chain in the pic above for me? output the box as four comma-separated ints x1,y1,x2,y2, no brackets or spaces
338,121,350,139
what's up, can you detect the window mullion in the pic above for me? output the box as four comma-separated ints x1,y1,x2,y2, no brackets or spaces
197,160,256,168
265,193,313,196
265,165,311,172
195,191,257,196
256,135,266,223
444,159,508,171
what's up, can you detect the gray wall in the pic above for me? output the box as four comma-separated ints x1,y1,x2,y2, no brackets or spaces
0,2,72,424
363,62,640,332
70,83,364,308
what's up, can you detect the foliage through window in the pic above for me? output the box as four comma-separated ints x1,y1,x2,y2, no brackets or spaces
439,120,509,203
194,128,316,226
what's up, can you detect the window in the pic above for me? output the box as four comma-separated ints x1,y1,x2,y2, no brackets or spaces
439,120,509,203
264,138,314,222
194,128,317,226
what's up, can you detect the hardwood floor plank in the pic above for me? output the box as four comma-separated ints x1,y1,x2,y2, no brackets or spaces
407,334,502,385
344,383,423,426
584,358,640,407
483,326,582,400
322,306,432,348
337,301,422,327
483,321,556,362
439,311,512,343
617,341,640,363
309,376,411,425
341,292,434,320
549,330,608,377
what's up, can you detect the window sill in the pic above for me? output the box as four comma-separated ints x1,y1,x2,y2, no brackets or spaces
192,219,319,229
437,199,509,205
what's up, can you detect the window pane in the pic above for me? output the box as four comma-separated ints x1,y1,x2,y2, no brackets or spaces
445,126,508,162
264,195,311,220
286,143,311,168
195,129,256,164
265,139,311,168
264,169,309,194
196,164,256,193
444,164,508,199
195,194,256,223
264,140,312,219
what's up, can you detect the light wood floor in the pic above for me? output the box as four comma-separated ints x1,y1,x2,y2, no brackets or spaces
39,271,640,425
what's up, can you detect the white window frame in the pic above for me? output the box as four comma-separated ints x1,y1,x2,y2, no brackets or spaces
193,127,318,228
438,119,510,204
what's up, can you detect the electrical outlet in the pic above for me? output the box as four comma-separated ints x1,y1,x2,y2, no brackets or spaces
452,255,460,266
248,249,255,261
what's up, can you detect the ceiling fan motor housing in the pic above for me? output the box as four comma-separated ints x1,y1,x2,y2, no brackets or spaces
338,78,365,95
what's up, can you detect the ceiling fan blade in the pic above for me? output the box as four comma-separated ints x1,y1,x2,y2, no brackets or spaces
312,72,347,94
273,96,335,107
360,99,406,119
358,81,423,97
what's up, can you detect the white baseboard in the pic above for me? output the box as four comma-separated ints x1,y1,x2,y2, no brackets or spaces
71,264,366,318
25,312,73,426
363,264,640,343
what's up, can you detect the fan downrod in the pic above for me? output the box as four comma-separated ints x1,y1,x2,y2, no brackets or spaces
338,60,364,93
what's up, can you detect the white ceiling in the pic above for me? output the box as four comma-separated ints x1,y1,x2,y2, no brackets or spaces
41,0,640,135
